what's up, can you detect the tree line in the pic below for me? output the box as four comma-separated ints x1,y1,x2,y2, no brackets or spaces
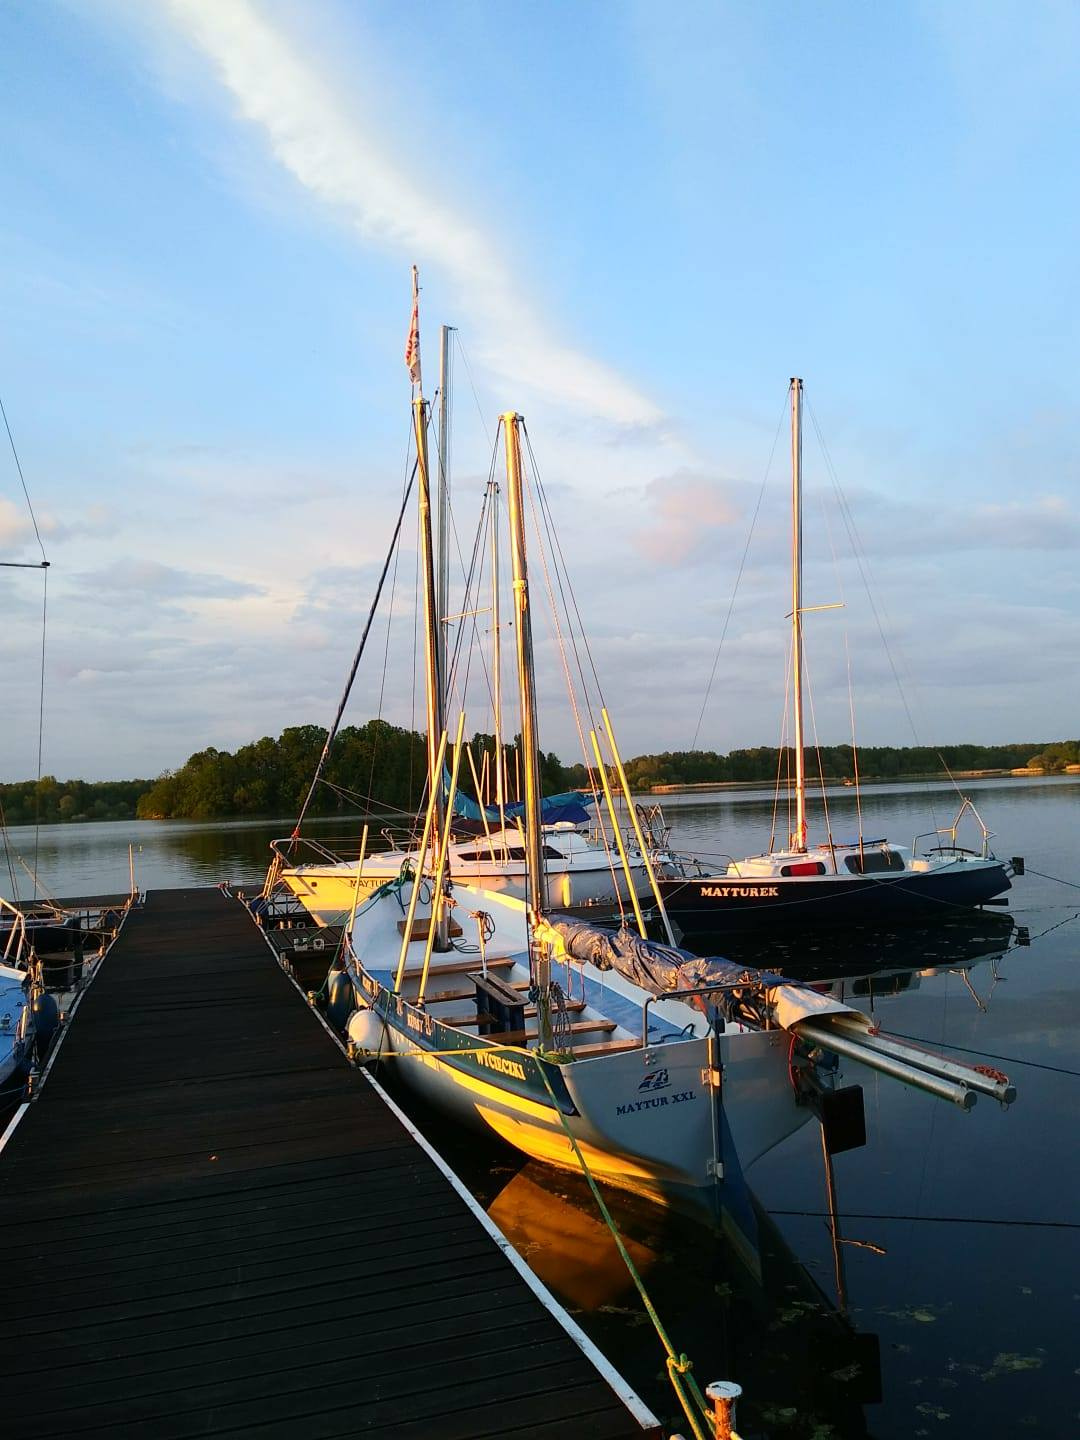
619,740,1059,791
0,776,152,826
0,728,1074,826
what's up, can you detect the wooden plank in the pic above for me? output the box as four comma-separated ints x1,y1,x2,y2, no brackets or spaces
0,888,656,1438
570,1038,644,1058
396,916,464,939
399,955,515,978
483,1018,620,1043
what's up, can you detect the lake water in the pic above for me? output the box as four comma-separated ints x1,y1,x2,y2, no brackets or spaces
5,775,1078,1438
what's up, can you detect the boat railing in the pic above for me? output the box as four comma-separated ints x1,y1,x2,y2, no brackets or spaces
269,834,381,869
1,896,29,968
912,797,994,860
641,979,763,1047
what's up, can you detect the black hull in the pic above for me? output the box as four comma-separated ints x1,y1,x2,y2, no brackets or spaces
659,864,1012,933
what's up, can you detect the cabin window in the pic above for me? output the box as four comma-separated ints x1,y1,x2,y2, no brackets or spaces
844,849,905,874
780,861,826,876
454,844,559,862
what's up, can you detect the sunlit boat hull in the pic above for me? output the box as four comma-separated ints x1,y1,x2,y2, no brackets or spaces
281,852,651,927
337,881,815,1224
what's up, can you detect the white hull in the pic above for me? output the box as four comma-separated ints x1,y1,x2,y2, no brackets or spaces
339,880,816,1215
282,839,651,928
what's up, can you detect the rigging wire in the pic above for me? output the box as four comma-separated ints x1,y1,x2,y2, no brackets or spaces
689,386,790,751
806,399,927,757
519,432,625,912
1,388,51,902
33,566,48,898
290,461,418,839
0,392,48,563
366,418,416,804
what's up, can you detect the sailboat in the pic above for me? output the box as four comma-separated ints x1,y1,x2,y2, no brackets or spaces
656,379,1016,934
319,339,1015,1232
271,276,650,927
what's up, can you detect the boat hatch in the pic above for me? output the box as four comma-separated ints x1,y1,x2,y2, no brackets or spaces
844,850,906,875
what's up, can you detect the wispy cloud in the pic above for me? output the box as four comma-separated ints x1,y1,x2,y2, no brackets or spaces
162,0,663,432
633,469,742,563
76,558,263,600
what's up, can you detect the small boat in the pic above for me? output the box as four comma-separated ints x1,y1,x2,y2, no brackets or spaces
275,819,648,926
0,962,33,1099
320,324,1015,1236
0,905,38,1101
657,380,1016,933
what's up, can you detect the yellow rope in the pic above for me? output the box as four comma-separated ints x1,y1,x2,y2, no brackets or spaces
350,1023,725,1439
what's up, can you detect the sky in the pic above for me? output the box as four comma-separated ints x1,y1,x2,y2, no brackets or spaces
1,0,1077,781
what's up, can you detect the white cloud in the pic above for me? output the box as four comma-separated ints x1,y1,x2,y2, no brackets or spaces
162,0,664,432
0,497,31,546
633,470,742,563
76,558,263,600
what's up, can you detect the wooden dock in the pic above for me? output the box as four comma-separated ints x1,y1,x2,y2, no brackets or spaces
0,887,660,1439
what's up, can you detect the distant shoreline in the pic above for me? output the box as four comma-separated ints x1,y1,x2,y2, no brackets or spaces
648,767,1080,795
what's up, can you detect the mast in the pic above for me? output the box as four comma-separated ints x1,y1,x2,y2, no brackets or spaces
409,267,449,947
490,474,506,831
436,324,453,708
790,376,808,852
501,412,546,913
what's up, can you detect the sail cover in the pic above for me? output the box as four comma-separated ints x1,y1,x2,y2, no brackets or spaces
442,766,592,827
543,918,855,1030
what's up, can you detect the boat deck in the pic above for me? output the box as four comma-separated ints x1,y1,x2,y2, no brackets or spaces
0,887,659,1439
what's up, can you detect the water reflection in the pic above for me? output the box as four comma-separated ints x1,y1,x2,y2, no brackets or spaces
485,1160,880,1436
683,911,1018,987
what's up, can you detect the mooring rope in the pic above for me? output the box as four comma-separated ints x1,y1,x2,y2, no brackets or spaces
337,1018,724,1440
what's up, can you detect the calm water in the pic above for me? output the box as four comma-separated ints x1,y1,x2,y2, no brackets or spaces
6,776,1079,1438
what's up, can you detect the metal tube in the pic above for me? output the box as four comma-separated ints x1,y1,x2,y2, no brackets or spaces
393,727,450,992
601,706,676,945
826,1017,1015,1103
790,377,807,852
345,825,369,937
590,729,648,938
502,412,546,916
464,740,496,859
415,391,448,951
417,712,467,1006
796,1020,977,1109
436,323,453,707
489,475,507,835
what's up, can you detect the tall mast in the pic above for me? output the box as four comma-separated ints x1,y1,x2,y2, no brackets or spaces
490,474,506,829
409,267,449,946
436,324,453,708
502,412,546,913
790,376,807,852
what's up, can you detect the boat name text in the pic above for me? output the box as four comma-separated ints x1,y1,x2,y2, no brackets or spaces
476,1050,527,1081
699,885,780,898
617,1090,696,1115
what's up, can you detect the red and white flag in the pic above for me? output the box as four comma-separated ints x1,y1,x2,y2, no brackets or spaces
404,265,421,387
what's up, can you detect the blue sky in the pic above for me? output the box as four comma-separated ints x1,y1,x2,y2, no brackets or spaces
1,0,1077,781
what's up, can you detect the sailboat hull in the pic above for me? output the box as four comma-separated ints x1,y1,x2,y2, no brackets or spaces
344,964,810,1217
660,859,1012,933
281,857,650,927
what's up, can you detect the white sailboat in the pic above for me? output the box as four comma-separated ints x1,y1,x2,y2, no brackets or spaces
272,276,650,927
323,375,1014,1233
658,379,1016,933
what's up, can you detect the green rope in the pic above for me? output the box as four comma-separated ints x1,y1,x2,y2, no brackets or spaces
349,1022,722,1439
531,1062,716,1440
